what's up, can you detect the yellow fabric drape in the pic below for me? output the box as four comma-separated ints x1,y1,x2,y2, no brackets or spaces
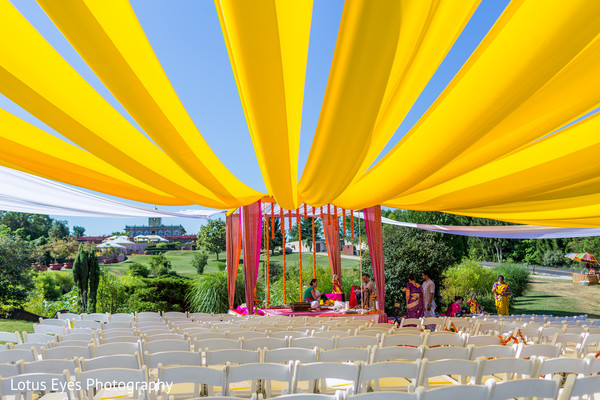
353,0,480,181
0,109,183,205
37,0,261,206
335,0,600,210
215,0,312,210
0,0,236,208
299,0,403,206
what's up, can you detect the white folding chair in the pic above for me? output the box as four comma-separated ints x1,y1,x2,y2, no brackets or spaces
187,332,227,341
103,322,133,330
466,335,502,347
72,320,102,330
539,327,563,344
144,334,186,342
348,392,417,400
418,358,481,388
293,361,360,395
92,341,142,360
10,342,48,353
270,331,310,339
469,345,517,360
146,351,202,369
100,335,141,344
516,344,561,359
39,318,70,327
20,359,79,374
370,346,424,363
492,376,561,400
476,322,502,336
474,357,538,384
144,339,191,354
109,313,135,322
0,331,22,345
580,333,600,357
83,313,110,323
319,347,371,363
423,332,466,347
158,364,226,398
290,337,335,350
422,318,446,332
81,354,141,370
400,318,421,328
243,337,288,350
264,347,318,364
423,346,471,361
228,331,266,340
205,349,261,367
76,366,148,400
419,381,493,400
0,348,36,363
22,332,55,344
336,336,379,349
0,364,19,378
537,357,588,379
0,371,73,400
551,333,587,357
357,361,420,393
196,338,241,351
560,374,600,400
227,362,293,398
59,332,96,342
380,333,423,348
43,345,91,360
34,324,67,336
516,326,542,344
57,312,81,321
54,340,90,348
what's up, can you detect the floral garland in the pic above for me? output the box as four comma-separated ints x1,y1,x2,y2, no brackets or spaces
444,322,459,333
499,334,519,346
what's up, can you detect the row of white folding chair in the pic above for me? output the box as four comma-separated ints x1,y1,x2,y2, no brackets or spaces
0,331,22,346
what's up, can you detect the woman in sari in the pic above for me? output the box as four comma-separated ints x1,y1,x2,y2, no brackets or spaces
403,273,424,318
492,275,510,315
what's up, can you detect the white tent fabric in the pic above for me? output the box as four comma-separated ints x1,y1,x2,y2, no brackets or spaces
0,165,222,218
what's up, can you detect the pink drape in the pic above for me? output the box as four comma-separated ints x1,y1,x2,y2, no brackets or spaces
363,205,388,323
241,200,263,315
226,213,242,310
323,216,342,284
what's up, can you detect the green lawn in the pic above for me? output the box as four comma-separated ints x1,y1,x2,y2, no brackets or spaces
105,250,360,279
0,319,34,334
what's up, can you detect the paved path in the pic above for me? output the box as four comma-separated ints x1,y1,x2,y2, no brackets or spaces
315,252,361,260
481,262,575,279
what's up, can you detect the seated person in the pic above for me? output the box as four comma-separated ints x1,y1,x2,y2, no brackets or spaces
467,293,481,314
331,274,345,302
303,279,327,307
444,296,464,317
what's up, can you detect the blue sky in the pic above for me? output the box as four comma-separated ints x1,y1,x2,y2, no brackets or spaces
1,0,511,235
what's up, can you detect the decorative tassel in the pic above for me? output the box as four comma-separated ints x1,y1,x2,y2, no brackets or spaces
312,214,316,279
342,209,346,235
298,210,302,301
288,209,292,230
327,204,331,223
320,206,323,220
265,220,270,305
280,208,286,305
351,210,355,239
304,203,307,218
271,203,275,239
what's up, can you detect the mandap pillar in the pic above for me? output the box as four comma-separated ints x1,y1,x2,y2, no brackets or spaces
226,213,242,310
241,200,263,314
363,205,388,322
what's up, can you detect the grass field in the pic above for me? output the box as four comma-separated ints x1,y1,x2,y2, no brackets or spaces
512,276,600,320
0,319,34,334
104,250,361,278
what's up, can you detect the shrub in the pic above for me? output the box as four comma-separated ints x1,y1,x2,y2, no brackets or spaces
192,252,209,274
542,250,567,268
149,253,172,276
442,260,497,312
217,262,226,271
127,276,192,312
187,271,246,314
23,289,79,317
33,272,75,301
96,271,130,313
128,262,150,277
494,263,531,298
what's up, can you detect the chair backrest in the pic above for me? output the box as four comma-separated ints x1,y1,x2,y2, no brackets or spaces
319,347,371,363
103,322,133,330
59,332,95,342
20,359,79,374
336,336,379,349
492,376,561,400
466,335,502,347
381,333,423,347
470,345,516,360
34,324,66,335
423,345,471,361
400,318,421,327
348,392,418,400
81,354,140,370
371,346,424,363
418,358,481,387
83,313,110,323
517,326,542,343
424,332,465,347
22,332,54,344
242,337,288,350
99,329,137,338
72,320,102,330
516,343,561,359
39,318,70,327
144,333,186,342
0,348,36,363
42,345,91,360
57,312,81,320
187,331,227,341
537,357,587,377
76,366,147,400
561,374,600,399
357,361,420,393
196,338,241,351
0,331,22,344
144,339,191,354
0,371,73,400
145,350,202,368
0,363,20,378
68,328,95,335
54,340,90,348
227,362,293,396
204,348,261,366
91,341,141,357
419,381,493,400
292,362,360,394
477,322,502,335
263,347,318,364
270,330,310,339
10,342,47,353
289,337,335,350
157,365,226,396
227,330,265,340
108,313,134,322
99,335,140,344
474,357,538,384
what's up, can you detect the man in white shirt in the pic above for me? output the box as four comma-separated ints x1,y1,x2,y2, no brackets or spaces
422,270,436,317
356,273,376,309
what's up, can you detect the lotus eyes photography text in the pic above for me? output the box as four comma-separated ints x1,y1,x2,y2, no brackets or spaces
10,379,173,393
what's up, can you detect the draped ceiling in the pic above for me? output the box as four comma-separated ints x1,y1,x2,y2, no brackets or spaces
2,0,600,228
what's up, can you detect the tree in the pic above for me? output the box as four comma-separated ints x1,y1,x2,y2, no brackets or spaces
73,244,89,312
72,226,86,237
0,232,33,307
46,239,79,262
192,252,209,274
263,218,283,255
360,225,456,316
289,218,322,250
149,253,172,276
0,212,53,240
48,220,69,241
87,250,100,313
197,219,226,260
